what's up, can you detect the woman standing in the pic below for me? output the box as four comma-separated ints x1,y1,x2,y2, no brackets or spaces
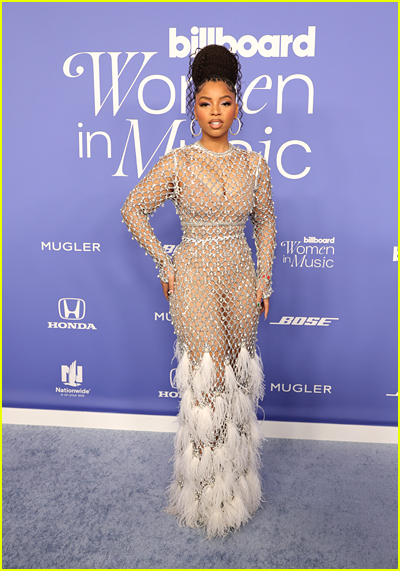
121,44,276,538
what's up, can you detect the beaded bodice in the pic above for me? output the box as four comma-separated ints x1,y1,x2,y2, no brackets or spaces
121,141,276,298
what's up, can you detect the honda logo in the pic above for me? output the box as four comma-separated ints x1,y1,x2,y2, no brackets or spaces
58,298,86,320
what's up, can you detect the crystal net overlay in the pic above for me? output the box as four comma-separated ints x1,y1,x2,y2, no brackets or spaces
122,142,276,537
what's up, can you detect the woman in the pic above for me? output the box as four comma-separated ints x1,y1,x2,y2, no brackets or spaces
121,44,276,538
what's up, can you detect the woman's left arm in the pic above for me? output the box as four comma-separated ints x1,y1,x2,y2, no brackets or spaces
250,156,277,319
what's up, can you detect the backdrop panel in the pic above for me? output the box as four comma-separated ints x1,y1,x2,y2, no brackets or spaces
3,2,397,426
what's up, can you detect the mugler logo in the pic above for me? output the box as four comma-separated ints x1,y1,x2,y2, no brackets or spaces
61,361,83,387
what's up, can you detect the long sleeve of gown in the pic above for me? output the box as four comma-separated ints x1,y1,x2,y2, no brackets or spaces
250,156,277,298
121,152,175,283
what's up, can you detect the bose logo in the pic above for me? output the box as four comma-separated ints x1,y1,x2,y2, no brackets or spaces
270,316,339,326
58,298,85,320
169,26,316,59
163,244,177,254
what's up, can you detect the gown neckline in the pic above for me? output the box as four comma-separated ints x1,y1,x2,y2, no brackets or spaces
195,140,234,157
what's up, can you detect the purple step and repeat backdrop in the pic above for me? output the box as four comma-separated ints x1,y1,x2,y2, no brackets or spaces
3,2,397,426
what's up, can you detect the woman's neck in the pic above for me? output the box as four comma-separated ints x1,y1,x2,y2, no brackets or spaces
198,134,230,154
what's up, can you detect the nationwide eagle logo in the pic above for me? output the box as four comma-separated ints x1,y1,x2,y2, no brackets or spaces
61,361,83,387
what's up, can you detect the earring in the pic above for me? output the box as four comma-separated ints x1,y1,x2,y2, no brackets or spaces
229,117,241,136
190,119,202,137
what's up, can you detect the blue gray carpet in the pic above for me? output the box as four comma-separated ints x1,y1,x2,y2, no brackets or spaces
2,424,397,569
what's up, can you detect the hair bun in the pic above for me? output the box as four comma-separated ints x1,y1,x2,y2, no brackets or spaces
186,44,243,132
192,44,238,88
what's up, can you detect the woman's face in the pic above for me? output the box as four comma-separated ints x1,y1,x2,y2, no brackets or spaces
194,80,238,142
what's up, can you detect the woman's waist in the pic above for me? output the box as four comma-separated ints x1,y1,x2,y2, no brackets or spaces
181,219,247,240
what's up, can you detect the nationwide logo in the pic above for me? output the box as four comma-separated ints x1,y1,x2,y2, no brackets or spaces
169,26,316,59
41,242,100,252
270,316,339,326
48,298,97,330
56,360,91,397
280,237,335,268
61,360,83,386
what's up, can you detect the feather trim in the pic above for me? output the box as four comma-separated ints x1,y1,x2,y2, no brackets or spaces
213,443,228,474
192,405,213,444
236,345,250,387
249,349,265,402
174,349,190,395
192,351,216,402
246,466,262,513
224,362,237,395
214,393,228,428
174,425,190,452
179,387,192,425
197,445,213,480
249,414,264,451
231,388,253,423
168,345,265,539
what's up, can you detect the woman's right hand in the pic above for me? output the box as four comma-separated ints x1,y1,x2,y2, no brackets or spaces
162,270,175,301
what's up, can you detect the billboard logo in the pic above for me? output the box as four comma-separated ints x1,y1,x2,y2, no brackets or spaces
304,237,335,244
58,298,85,320
169,26,316,59
61,361,83,387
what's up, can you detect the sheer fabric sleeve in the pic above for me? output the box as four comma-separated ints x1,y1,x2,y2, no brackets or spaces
121,152,175,283
250,155,277,299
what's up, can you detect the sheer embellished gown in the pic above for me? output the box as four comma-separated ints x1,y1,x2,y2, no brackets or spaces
121,141,276,538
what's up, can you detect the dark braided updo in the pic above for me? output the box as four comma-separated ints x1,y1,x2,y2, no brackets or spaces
187,44,243,134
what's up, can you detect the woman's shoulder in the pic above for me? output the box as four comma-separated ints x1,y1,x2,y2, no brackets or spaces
162,143,199,165
233,146,266,170
166,143,197,156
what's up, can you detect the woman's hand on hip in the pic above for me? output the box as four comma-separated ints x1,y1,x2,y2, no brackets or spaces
256,289,270,320
162,271,175,301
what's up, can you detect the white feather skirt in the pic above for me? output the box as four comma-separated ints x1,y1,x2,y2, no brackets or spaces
167,344,265,539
